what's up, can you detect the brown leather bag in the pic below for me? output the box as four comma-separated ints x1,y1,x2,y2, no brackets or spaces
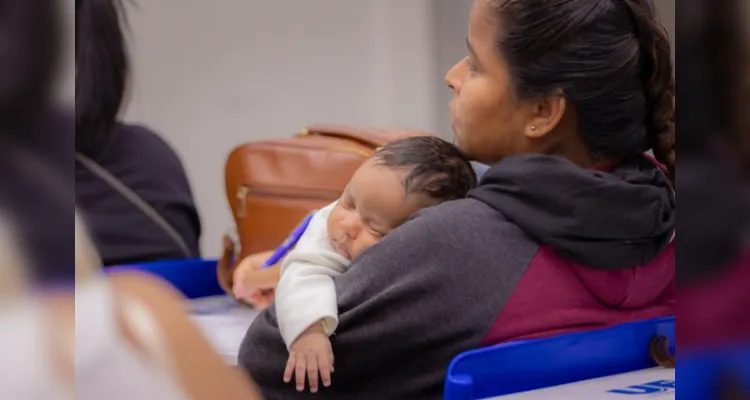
216,125,431,296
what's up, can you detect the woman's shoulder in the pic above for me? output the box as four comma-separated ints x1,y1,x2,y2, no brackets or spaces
86,122,194,192
75,123,201,264
412,198,512,230
390,198,526,251
108,123,185,168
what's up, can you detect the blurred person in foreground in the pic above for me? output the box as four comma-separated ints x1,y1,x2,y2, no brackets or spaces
239,0,675,398
677,0,750,348
678,0,750,397
0,1,262,397
0,0,74,284
0,212,264,399
76,0,201,266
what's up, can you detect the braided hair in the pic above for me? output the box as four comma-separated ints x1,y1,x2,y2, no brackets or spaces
622,0,675,183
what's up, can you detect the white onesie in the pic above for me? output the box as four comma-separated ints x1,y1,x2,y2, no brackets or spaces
275,202,350,349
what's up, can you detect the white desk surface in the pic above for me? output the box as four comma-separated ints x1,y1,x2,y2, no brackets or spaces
188,295,259,365
487,367,674,399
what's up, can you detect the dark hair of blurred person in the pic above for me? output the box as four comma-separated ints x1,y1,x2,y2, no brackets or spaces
0,0,75,284
0,0,60,132
75,0,202,266
677,0,750,366
676,2,750,397
677,0,749,285
75,0,128,157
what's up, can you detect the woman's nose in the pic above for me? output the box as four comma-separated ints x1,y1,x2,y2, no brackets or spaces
445,57,467,93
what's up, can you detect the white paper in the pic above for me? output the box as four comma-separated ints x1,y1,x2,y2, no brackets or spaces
188,296,260,365
487,367,675,399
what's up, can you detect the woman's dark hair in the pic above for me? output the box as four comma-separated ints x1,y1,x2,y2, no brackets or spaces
75,0,129,156
489,0,675,183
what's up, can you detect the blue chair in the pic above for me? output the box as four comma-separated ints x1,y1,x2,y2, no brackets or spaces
444,317,675,399
107,258,223,299
679,345,750,400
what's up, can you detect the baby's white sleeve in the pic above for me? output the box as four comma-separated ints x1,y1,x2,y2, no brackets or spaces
275,202,350,350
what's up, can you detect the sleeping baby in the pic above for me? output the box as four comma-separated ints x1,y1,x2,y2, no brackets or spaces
234,136,477,393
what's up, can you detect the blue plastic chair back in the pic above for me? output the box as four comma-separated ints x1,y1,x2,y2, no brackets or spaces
107,258,223,299
444,316,675,399
679,344,750,400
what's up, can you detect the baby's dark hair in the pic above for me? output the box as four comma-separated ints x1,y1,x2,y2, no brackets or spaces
372,136,477,201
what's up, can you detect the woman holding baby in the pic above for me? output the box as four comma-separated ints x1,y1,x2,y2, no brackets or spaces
238,0,675,399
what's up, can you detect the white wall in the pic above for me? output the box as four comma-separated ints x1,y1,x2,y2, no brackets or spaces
433,0,473,139
122,0,675,258
122,0,441,257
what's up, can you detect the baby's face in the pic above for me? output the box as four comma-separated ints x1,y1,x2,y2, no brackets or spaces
326,159,435,260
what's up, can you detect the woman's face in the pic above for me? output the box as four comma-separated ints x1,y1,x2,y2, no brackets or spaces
445,0,537,165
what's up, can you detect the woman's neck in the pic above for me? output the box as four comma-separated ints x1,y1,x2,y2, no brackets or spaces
546,135,596,169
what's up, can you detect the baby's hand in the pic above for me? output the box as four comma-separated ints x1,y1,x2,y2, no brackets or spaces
283,321,334,393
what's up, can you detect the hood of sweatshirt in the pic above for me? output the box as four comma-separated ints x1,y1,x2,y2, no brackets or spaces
469,154,675,271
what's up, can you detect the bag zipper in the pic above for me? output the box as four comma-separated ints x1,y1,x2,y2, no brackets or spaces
235,185,341,219
298,128,375,158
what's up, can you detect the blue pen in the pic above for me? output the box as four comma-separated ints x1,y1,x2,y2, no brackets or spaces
260,211,316,269
191,211,317,315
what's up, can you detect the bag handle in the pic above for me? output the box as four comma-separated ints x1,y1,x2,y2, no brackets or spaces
649,335,675,368
300,125,431,149
75,153,192,259
216,233,237,296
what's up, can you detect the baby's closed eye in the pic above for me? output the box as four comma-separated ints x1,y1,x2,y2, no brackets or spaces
366,224,392,239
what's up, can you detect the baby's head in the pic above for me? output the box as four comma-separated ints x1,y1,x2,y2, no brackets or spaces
327,136,477,260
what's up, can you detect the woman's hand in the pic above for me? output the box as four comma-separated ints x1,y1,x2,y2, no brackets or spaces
232,251,281,309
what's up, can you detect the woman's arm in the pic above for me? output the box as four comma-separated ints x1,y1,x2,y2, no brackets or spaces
239,200,537,399
232,250,280,309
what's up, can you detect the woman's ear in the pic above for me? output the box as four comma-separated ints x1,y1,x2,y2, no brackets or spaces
523,95,567,139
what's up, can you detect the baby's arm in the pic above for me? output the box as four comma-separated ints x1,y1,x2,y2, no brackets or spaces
275,202,349,348
274,202,349,392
